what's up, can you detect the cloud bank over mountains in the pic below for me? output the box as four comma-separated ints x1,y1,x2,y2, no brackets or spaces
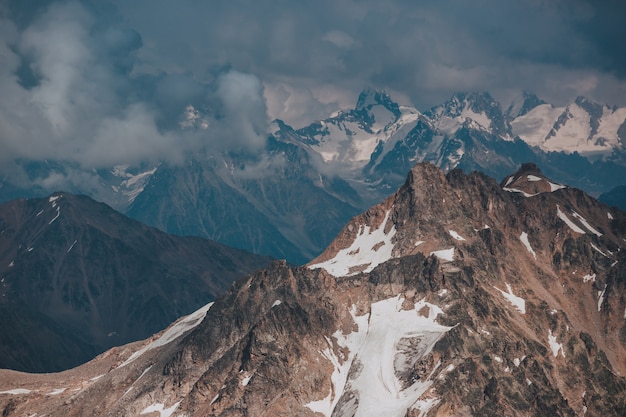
0,1,269,175
1,0,625,176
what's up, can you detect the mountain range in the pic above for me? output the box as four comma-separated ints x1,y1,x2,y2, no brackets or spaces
2,89,626,265
0,193,272,372
0,162,624,416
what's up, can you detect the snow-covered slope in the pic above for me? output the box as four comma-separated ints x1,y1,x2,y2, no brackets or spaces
273,88,423,179
511,96,626,157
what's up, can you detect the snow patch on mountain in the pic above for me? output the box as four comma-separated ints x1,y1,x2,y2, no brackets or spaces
49,206,61,225
571,211,602,237
48,194,62,224
308,210,396,276
111,165,158,204
140,401,181,417
46,388,66,396
548,330,565,358
180,105,209,130
430,248,455,262
434,116,463,136
460,108,491,130
557,206,586,234
371,111,422,163
549,182,566,192
494,283,526,314
306,296,452,417
503,187,537,198
448,230,466,241
0,389,32,395
583,273,596,283
314,119,381,164
590,243,609,258
67,240,77,253
370,104,397,133
598,284,608,312
519,232,536,259
119,302,213,368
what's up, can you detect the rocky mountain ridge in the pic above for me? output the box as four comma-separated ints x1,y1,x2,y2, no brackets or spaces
1,162,624,416
0,193,272,372
2,89,626,265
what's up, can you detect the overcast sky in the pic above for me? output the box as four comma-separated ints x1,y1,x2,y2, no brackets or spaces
1,0,626,174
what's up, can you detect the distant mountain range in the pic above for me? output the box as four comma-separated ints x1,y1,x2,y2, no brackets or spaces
0,193,271,372
2,89,625,264
1,162,623,416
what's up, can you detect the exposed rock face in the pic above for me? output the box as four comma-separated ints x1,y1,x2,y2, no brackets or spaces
0,163,625,416
0,193,272,372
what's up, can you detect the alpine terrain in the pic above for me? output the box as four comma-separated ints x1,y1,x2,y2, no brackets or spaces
2,89,626,265
124,89,626,264
0,193,272,372
1,162,624,416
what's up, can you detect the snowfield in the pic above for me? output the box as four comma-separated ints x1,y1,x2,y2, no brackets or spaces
306,296,453,417
494,283,526,314
519,232,537,259
430,248,455,262
308,211,396,276
556,206,586,234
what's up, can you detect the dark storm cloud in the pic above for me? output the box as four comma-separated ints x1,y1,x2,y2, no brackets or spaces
575,0,626,77
107,0,626,119
0,0,270,176
1,0,625,179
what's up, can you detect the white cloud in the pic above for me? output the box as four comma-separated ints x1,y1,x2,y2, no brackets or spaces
2,0,626,185
322,30,357,49
214,70,269,152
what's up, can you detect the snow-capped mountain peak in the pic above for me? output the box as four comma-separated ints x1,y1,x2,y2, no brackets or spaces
511,95,626,156
355,87,401,116
274,89,422,174
505,91,547,118
426,92,509,137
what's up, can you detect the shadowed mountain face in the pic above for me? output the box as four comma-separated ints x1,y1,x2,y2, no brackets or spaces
0,193,272,372
600,185,626,211
125,141,361,265
1,162,624,416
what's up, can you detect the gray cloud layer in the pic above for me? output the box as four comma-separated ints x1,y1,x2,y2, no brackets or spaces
1,0,625,176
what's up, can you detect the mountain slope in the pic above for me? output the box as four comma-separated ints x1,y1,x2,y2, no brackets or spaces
3,90,626,266
0,193,272,372
600,185,626,211
511,96,626,155
1,162,624,416
126,138,362,265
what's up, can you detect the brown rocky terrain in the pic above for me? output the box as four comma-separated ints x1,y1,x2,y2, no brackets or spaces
0,162,624,416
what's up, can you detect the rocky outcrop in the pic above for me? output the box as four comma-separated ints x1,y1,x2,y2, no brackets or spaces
0,163,624,416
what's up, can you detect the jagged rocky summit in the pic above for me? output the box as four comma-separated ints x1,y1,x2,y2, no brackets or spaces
1,162,625,416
